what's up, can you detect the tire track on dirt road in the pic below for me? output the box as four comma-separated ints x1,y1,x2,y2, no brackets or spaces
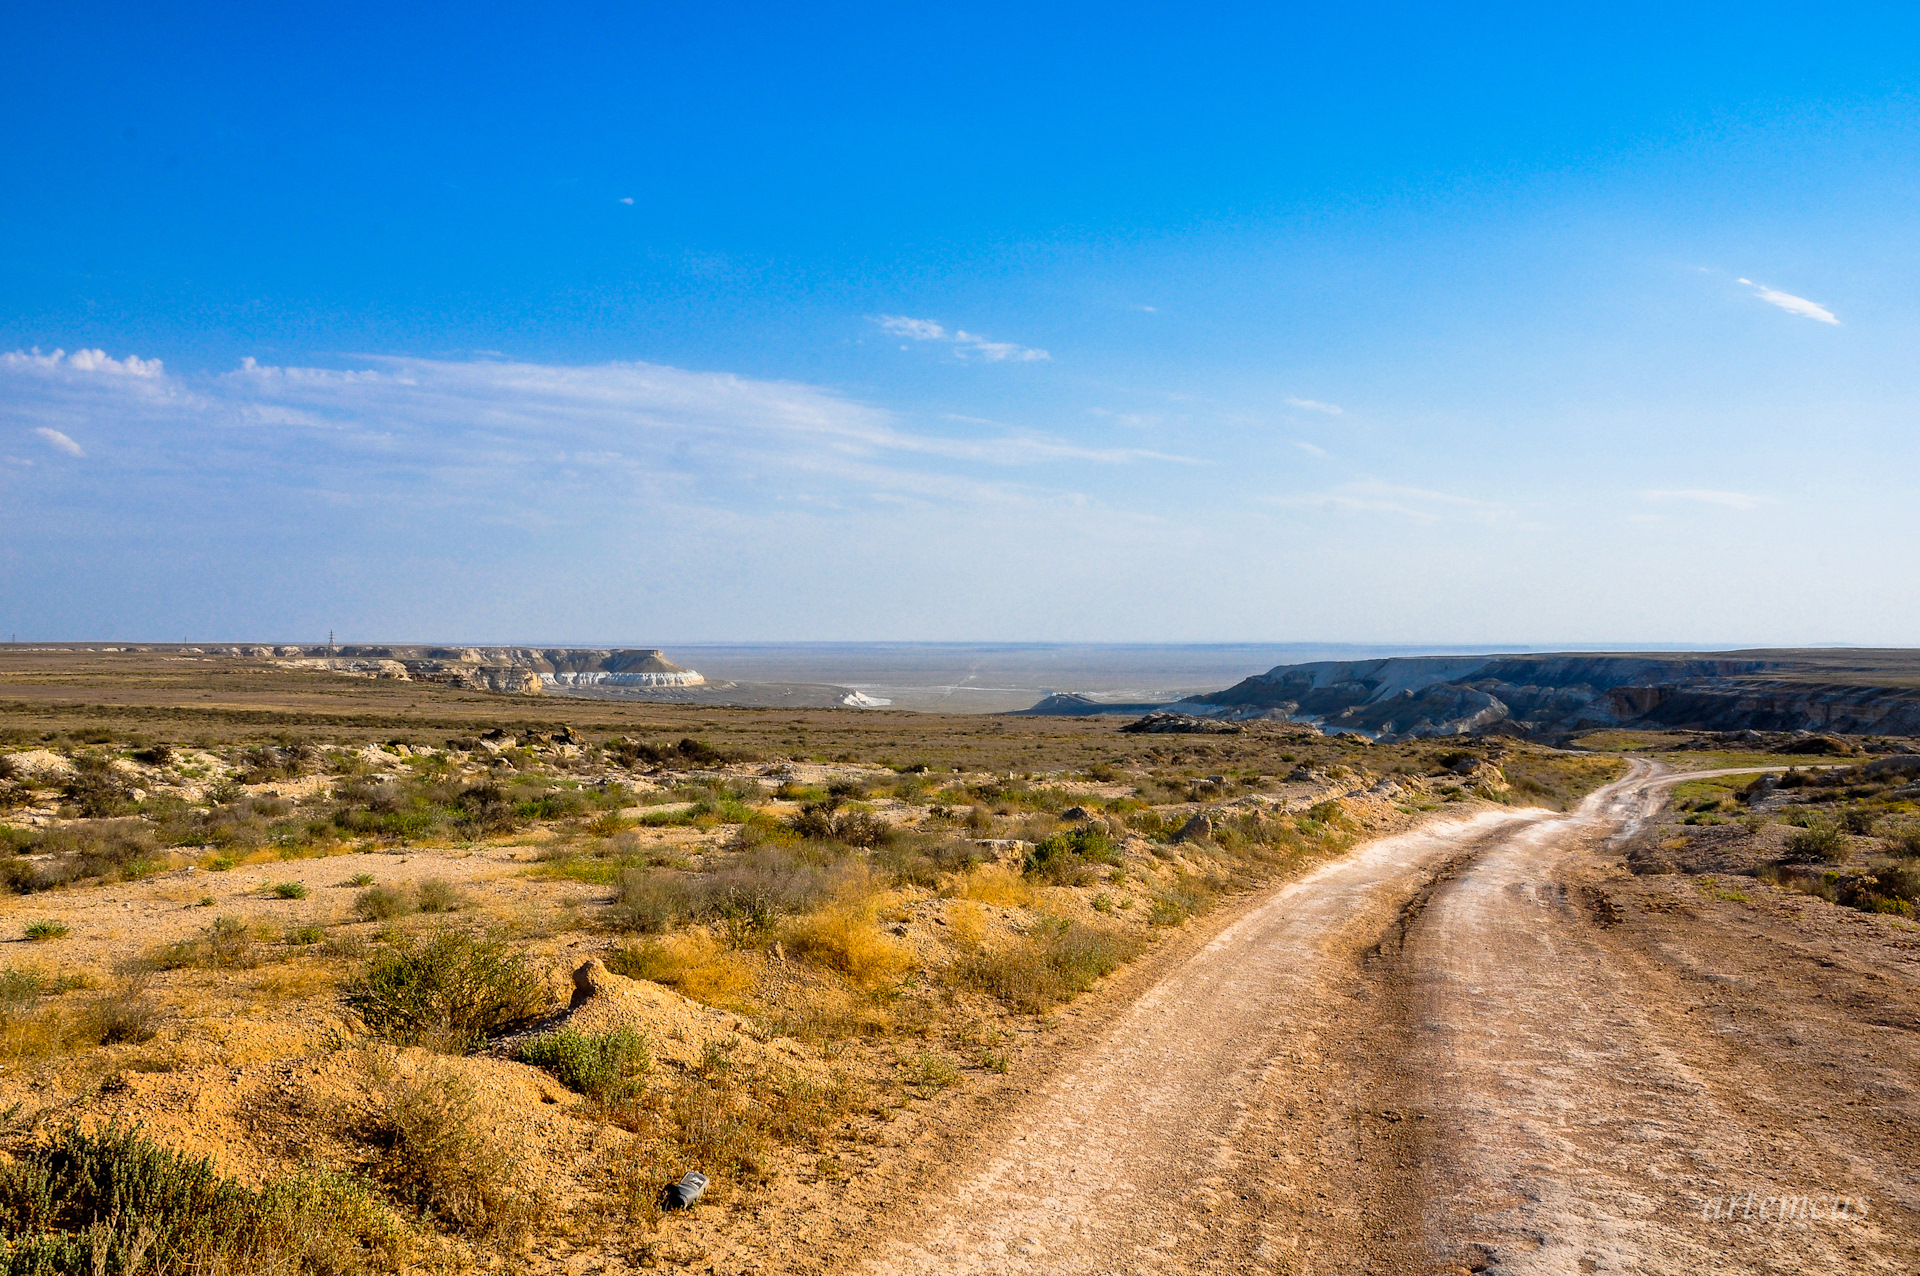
1399,766,1920,1275
865,805,1554,1275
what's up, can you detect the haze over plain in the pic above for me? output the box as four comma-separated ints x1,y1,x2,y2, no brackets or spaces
3,3,1917,646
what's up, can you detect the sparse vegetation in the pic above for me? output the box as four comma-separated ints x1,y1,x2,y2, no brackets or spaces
517,1027,651,1099
0,1122,404,1274
345,929,550,1053
361,1060,537,1241
951,920,1143,1014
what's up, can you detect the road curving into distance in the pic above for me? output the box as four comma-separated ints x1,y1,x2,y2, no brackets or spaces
867,762,1920,1275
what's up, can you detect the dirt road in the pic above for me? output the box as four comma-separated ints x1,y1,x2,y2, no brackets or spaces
866,765,1920,1274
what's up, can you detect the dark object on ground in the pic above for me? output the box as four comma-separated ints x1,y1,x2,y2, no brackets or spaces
1122,712,1242,735
1060,806,1091,821
663,1171,709,1210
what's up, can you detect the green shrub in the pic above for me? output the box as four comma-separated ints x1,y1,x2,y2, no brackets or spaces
152,916,257,971
271,881,308,900
1022,827,1119,885
413,878,464,913
344,930,550,1053
1148,874,1217,927
0,1121,401,1274
353,885,412,921
609,850,847,935
286,924,327,946
23,921,69,942
1786,821,1847,863
516,1027,650,1099
1841,808,1880,836
3,820,160,892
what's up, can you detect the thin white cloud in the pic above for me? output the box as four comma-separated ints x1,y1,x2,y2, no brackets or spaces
618,197,634,205
1293,441,1328,458
875,315,948,341
871,315,1048,362
3,347,165,377
32,427,84,457
1270,482,1511,525
1131,304,1158,313
1737,278,1838,325
1642,488,1770,511
1284,397,1343,415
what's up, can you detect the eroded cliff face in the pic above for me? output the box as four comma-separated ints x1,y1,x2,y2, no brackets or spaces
266,647,702,695
1189,653,1918,740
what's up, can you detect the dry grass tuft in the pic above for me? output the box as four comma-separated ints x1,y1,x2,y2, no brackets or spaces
360,1056,539,1242
948,919,1143,1014
606,934,756,1009
947,865,1036,907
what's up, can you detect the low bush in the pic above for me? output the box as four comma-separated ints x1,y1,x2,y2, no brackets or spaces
517,1027,651,1099
362,1063,535,1241
345,929,550,1053
784,801,896,848
0,1121,404,1274
23,921,69,942
152,916,258,971
870,835,984,888
3,820,162,892
81,986,164,1045
1021,827,1119,886
414,878,464,913
271,881,308,900
949,920,1142,1014
1786,821,1848,863
609,849,849,937
1841,808,1880,836
1148,874,1217,927
353,885,413,922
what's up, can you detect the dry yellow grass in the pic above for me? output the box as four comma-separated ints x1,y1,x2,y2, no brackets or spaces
947,864,1036,907
606,934,756,1010
784,903,913,988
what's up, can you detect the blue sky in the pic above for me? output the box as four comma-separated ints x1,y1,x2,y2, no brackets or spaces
4,3,1918,645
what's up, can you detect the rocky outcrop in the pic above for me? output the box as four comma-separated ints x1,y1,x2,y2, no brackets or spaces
267,646,701,696
1188,652,1920,741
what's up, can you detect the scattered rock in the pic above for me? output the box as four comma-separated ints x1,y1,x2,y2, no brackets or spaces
1121,712,1242,735
1174,814,1212,843
1060,806,1092,821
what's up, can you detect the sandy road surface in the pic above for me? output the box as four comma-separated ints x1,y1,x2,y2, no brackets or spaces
866,764,1920,1275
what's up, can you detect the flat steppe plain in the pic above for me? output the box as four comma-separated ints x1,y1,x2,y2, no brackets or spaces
0,650,1914,1274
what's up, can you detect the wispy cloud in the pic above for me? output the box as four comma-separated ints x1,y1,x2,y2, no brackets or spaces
1292,441,1328,458
871,315,1049,362
2,348,1159,531
32,427,84,457
1269,482,1511,525
1284,397,1343,415
1642,488,1770,511
1737,278,1838,325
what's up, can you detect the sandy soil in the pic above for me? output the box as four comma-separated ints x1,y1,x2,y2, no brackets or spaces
850,764,1920,1275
